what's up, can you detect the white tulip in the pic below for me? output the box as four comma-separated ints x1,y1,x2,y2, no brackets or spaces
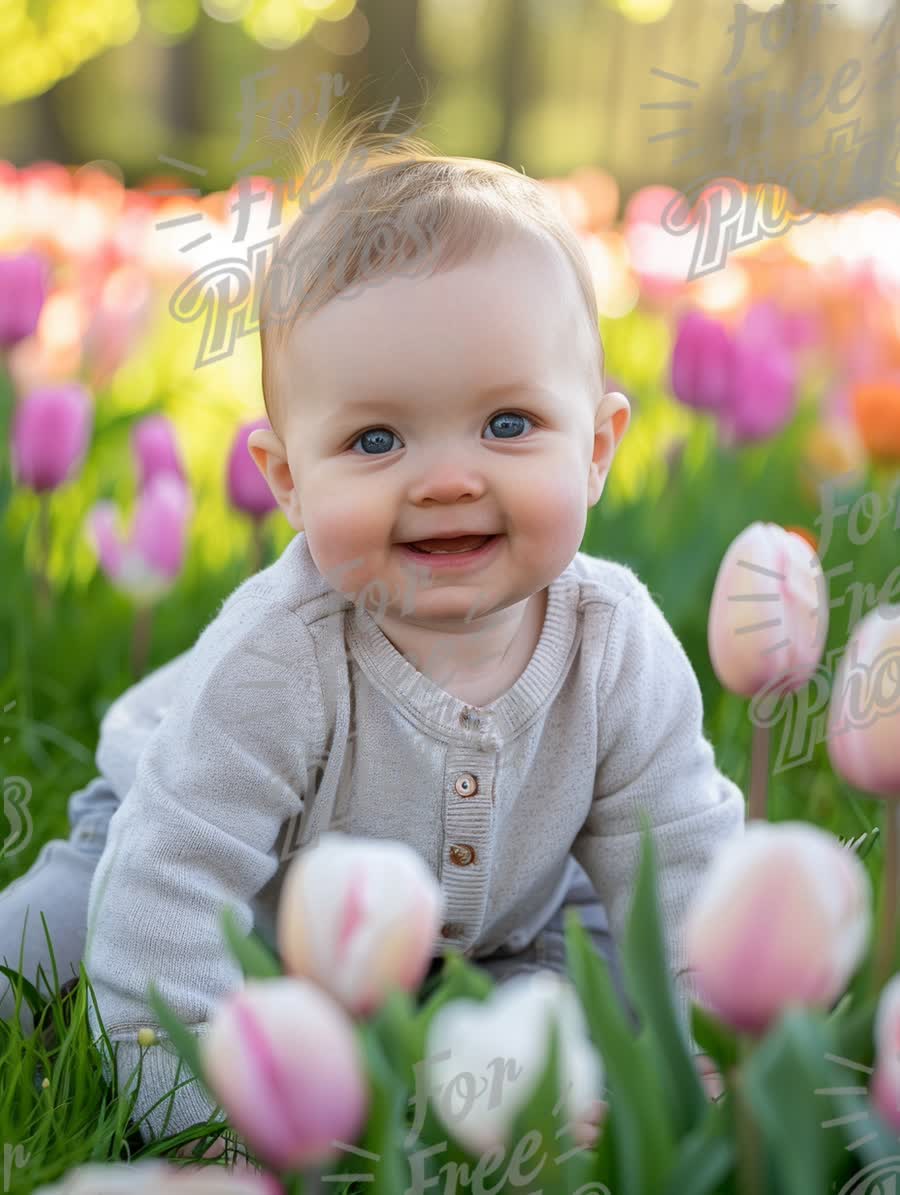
422,970,604,1156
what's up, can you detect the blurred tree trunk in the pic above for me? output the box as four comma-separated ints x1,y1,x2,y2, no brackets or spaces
495,0,530,166
356,0,427,125
166,22,206,137
33,87,71,165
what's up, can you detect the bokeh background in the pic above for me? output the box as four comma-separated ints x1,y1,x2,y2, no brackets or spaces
2,0,899,892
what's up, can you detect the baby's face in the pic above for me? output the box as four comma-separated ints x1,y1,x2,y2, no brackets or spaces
265,232,614,624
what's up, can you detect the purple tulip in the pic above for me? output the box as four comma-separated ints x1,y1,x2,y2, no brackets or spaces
227,417,278,519
89,473,193,603
670,310,736,412
131,414,185,490
11,383,93,492
721,327,798,444
741,300,820,357
0,250,50,348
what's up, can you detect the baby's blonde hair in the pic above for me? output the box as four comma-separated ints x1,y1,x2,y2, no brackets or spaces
259,105,604,438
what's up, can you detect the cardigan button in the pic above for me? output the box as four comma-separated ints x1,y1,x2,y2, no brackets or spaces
440,922,465,939
449,843,476,866
454,773,478,798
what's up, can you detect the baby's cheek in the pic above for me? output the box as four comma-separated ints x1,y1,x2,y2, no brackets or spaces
517,472,587,553
303,499,386,596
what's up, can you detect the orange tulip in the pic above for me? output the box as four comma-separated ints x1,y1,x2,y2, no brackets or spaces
850,377,900,464
784,525,818,553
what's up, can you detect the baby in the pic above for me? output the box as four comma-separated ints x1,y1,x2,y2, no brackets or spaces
1,123,743,1150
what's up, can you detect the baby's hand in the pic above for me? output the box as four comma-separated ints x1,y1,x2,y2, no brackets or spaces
174,1134,261,1173
694,1052,725,1101
573,1097,608,1149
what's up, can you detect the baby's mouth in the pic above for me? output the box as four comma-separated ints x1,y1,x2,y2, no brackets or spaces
404,535,496,555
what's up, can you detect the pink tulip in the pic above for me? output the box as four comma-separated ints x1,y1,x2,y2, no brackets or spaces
277,834,443,1016
670,310,736,412
81,264,154,389
227,418,279,520
708,522,828,699
871,973,900,1132
200,977,368,1171
827,605,900,799
31,1158,283,1193
684,821,872,1035
89,473,192,603
11,383,93,492
132,414,186,490
0,250,50,347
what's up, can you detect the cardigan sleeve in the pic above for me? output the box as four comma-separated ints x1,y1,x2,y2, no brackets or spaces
571,581,745,1051
84,604,328,1143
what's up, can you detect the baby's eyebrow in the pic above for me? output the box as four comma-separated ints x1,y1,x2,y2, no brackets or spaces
337,381,559,416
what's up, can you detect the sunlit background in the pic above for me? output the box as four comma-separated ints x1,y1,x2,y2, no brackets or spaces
2,0,900,884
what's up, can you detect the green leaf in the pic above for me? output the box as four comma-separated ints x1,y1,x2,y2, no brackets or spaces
370,988,421,1088
690,1002,740,1076
829,991,878,1070
505,1014,595,1195
338,1022,409,1195
0,964,49,1023
659,1097,735,1195
742,1009,833,1195
219,906,282,980
146,982,216,1107
621,816,708,1135
565,911,675,1194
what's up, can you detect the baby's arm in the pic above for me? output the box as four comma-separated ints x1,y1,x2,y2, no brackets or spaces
572,581,745,1049
84,600,327,1144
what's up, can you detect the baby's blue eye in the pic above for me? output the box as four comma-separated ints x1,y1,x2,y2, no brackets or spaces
484,412,532,439
349,412,533,455
352,428,399,455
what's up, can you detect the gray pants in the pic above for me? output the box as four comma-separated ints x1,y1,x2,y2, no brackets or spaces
0,777,119,1033
468,869,634,1026
1,779,630,1033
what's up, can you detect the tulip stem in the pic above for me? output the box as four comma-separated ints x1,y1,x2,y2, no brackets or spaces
36,491,52,616
874,800,900,991
249,520,266,576
732,1042,764,1195
747,721,770,821
131,604,154,680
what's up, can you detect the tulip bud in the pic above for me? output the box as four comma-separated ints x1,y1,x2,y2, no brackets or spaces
708,522,828,699
11,384,93,492
0,250,50,348
131,414,186,490
871,973,900,1132
277,834,443,1016
31,1159,283,1193
227,418,279,520
200,977,368,1171
423,971,604,1156
89,473,192,603
684,821,872,1035
670,310,736,412
827,605,900,799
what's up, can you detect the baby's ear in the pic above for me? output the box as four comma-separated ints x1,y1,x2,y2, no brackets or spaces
247,428,304,531
587,391,630,507
600,390,630,446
